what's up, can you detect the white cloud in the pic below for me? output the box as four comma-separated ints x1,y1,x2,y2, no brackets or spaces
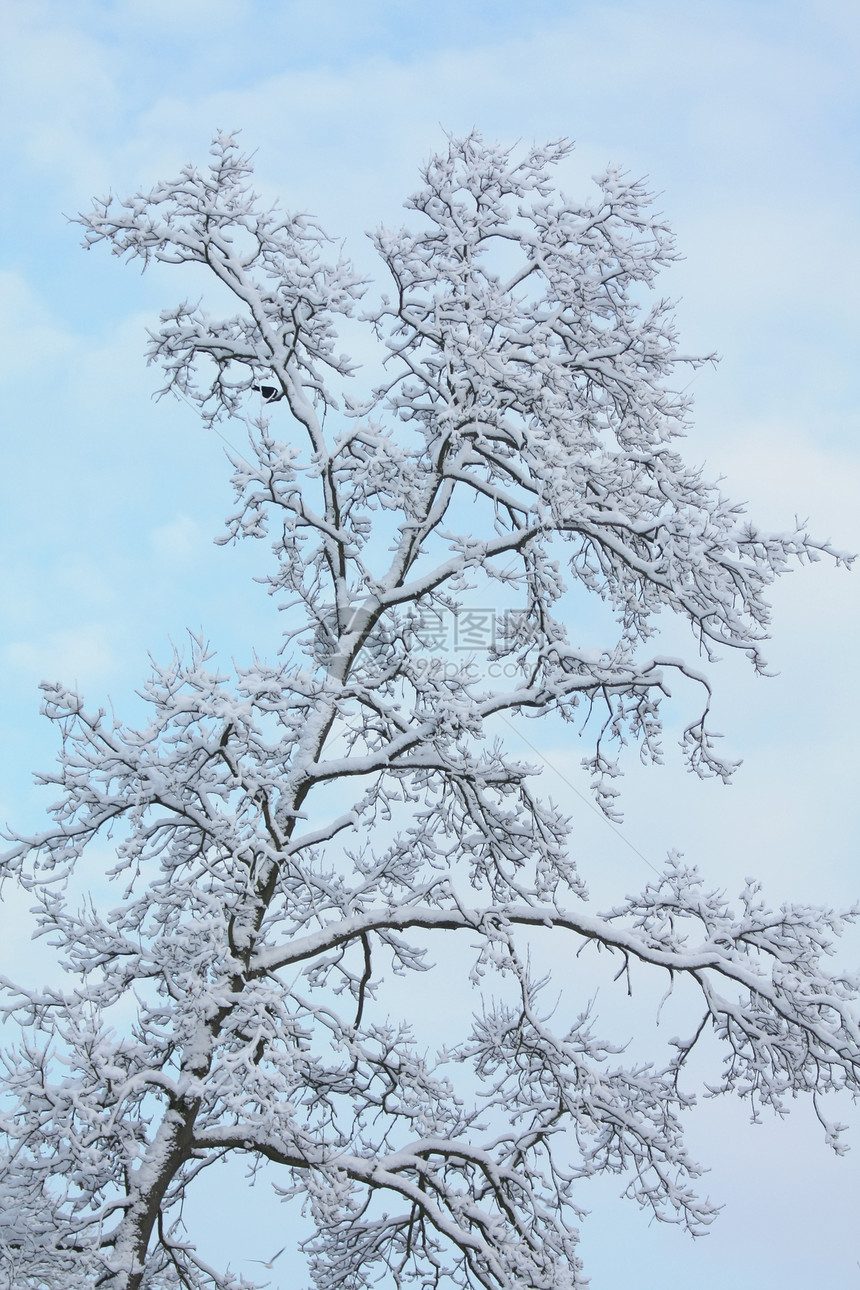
4,624,117,687
150,514,203,561
701,421,860,536
112,0,254,32
0,271,77,383
0,3,121,195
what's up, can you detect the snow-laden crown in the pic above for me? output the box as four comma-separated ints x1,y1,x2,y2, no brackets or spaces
0,134,856,1290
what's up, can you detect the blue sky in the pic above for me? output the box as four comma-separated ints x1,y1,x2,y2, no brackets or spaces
1,1,859,1286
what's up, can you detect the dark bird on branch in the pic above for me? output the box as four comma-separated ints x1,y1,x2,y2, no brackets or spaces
253,383,283,402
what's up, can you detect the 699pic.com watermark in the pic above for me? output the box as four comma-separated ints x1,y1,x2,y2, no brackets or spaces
410,607,533,681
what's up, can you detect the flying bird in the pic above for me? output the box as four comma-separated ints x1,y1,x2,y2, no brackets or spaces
248,1247,286,1269
253,383,283,403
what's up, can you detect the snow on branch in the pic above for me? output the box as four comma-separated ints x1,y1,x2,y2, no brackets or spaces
0,133,856,1290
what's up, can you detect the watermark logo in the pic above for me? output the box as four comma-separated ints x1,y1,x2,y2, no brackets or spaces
311,606,536,680
411,607,500,653
409,608,535,681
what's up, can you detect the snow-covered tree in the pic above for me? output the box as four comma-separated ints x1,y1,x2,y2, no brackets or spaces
1,134,858,1290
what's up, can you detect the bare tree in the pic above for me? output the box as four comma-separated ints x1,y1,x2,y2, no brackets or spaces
1,133,857,1290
